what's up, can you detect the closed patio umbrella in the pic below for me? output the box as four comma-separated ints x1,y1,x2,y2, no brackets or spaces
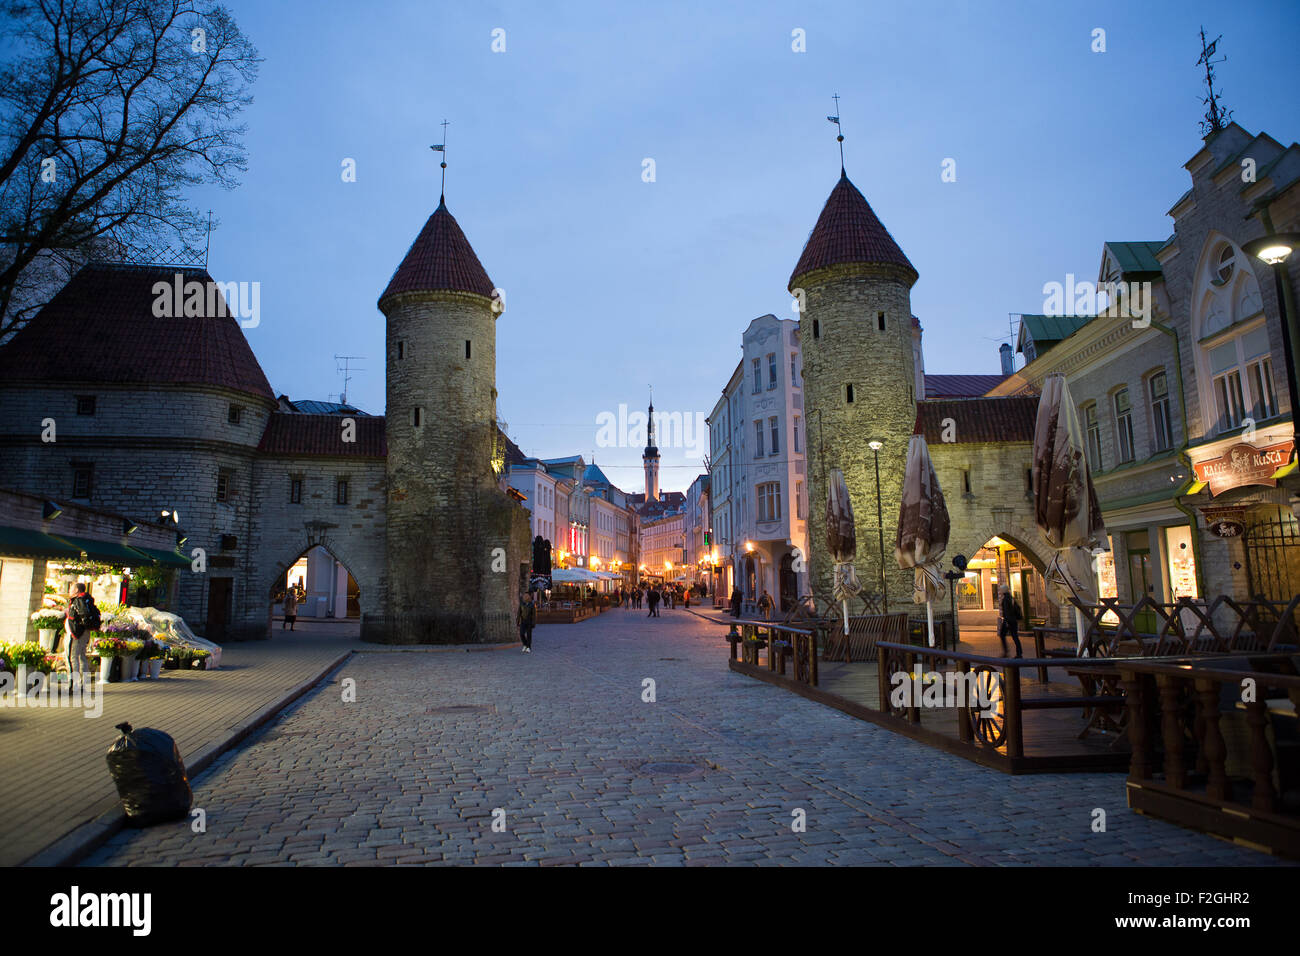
1032,373,1108,654
826,467,861,636
895,434,950,647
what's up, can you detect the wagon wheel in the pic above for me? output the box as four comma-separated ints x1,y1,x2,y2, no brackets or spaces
968,666,1006,748
881,644,911,719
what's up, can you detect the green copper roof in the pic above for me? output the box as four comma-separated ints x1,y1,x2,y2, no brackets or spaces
1019,314,1094,346
1104,241,1165,276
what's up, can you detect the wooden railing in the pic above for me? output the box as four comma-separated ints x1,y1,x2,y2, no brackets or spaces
726,620,818,686
1119,657,1300,858
1067,595,1300,657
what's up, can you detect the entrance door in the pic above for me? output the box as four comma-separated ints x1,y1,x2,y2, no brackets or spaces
779,554,797,612
1127,547,1155,632
207,577,233,639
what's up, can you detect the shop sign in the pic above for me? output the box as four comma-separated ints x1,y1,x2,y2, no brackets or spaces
1208,519,1245,538
1192,440,1295,496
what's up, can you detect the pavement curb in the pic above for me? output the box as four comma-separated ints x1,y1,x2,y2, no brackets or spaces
21,648,356,868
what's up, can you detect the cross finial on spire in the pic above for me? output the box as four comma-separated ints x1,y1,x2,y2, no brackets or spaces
827,94,845,174
431,119,449,202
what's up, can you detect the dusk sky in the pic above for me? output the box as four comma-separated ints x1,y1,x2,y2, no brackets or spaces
193,0,1300,494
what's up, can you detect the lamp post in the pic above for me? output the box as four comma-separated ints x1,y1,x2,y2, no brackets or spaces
868,440,888,612
1243,232,1300,420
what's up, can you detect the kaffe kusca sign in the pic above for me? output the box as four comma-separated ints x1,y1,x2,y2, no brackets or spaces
1193,439,1296,496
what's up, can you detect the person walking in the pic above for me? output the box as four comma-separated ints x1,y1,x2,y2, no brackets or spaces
730,586,742,618
283,582,300,631
64,583,99,686
758,589,774,621
647,586,661,618
997,585,1024,657
517,589,536,653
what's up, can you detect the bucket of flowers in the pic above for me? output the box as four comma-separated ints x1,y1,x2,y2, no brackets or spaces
90,635,129,683
29,610,65,652
119,639,145,681
164,646,190,670
190,648,212,671
139,640,167,680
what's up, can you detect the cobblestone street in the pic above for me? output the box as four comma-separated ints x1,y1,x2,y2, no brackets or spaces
84,609,1293,866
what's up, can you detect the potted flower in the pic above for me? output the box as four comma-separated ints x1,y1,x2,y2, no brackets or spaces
139,640,167,680
191,648,212,671
119,639,144,681
165,646,189,670
90,635,127,683
30,610,64,651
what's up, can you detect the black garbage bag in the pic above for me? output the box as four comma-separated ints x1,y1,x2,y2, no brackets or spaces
105,722,193,827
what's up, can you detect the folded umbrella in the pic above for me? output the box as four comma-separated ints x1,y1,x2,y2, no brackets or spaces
895,434,950,647
826,468,861,637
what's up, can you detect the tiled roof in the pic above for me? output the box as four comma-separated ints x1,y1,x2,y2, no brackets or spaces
500,428,526,468
789,172,916,289
257,413,387,457
284,399,369,416
379,199,495,305
924,374,1006,398
0,263,274,400
583,463,613,487
917,397,1038,444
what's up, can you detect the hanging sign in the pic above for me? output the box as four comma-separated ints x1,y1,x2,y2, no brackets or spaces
1192,440,1295,496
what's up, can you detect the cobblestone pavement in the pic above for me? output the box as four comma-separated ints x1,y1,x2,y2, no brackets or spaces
84,608,1294,866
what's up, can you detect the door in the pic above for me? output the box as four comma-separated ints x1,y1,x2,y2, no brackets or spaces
1127,549,1155,633
779,554,797,612
207,578,233,640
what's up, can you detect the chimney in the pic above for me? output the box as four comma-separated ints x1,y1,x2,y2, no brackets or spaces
999,342,1014,376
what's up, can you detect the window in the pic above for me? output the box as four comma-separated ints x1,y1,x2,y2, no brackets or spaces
812,318,820,339
791,353,799,387
877,311,886,331
793,416,801,453
228,404,242,425
796,480,805,519
1209,326,1276,432
767,353,777,389
769,416,780,455
216,470,232,503
846,383,854,404
289,477,303,504
465,340,472,360
962,469,971,495
72,462,93,498
412,406,423,428
336,478,349,505
1149,372,1173,451
75,395,96,416
751,358,761,394
756,482,781,522
1025,467,1033,496
1085,403,1103,470
1114,388,1135,463
1214,245,1235,285
397,341,405,360
753,420,764,458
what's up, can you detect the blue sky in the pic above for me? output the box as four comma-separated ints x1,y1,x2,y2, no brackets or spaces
195,0,1300,493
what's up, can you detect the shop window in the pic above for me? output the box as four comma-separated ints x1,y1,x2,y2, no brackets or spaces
75,395,96,416
1164,525,1198,599
289,477,303,504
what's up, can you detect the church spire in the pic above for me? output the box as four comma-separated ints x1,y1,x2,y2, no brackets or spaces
643,386,660,502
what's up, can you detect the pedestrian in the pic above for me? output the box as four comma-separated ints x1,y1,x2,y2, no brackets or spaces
684,588,691,609
666,587,675,610
283,582,299,631
758,589,774,620
730,586,742,618
65,583,99,686
517,588,536,653
997,585,1024,657
647,586,661,618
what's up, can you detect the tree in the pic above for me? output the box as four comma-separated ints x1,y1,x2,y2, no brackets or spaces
0,0,259,340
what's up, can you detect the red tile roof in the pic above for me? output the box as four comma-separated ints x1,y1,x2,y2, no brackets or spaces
789,173,916,289
917,397,1038,444
258,413,387,457
379,199,495,305
0,263,274,400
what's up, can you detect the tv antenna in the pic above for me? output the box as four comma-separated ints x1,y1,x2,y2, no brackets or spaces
334,354,365,406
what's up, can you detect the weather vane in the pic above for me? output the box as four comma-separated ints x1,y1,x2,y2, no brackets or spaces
827,94,845,173
431,119,449,200
1197,28,1231,136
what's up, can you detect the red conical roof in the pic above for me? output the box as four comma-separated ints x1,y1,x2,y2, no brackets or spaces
379,198,495,306
788,173,916,290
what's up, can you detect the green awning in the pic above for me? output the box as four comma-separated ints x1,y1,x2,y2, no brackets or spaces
49,534,152,567
127,545,190,569
0,526,84,559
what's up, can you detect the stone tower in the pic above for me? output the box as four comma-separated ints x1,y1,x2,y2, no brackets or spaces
789,171,919,611
377,195,529,643
643,398,660,502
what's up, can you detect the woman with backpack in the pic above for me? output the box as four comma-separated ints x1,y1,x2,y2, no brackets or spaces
65,583,100,685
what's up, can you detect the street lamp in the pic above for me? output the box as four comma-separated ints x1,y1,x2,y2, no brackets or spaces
868,440,888,611
1243,232,1300,419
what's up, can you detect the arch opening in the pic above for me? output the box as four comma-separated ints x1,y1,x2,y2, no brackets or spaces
267,544,363,637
